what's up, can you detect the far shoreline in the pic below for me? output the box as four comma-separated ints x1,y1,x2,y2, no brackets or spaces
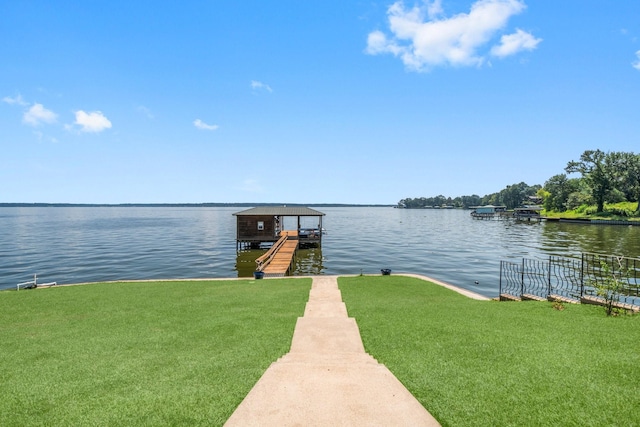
0,203,395,208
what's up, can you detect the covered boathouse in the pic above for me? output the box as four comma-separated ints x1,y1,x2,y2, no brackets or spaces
233,206,325,249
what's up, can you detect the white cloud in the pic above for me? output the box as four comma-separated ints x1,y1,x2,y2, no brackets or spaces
32,130,58,143
137,105,154,119
23,103,58,126
491,28,542,57
251,80,273,93
633,50,640,71
2,94,28,106
367,31,403,56
366,0,539,71
426,0,443,19
74,110,112,133
193,119,219,131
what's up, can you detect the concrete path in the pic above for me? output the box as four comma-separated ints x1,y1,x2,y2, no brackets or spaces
224,276,440,426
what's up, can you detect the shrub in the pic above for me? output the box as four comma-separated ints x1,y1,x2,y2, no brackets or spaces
591,259,629,316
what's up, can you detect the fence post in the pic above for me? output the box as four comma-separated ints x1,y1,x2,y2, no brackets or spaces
521,258,525,296
548,256,552,297
499,261,503,295
580,253,585,298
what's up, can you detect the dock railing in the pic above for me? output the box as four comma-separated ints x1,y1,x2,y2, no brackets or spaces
16,274,57,290
499,253,640,307
255,234,289,272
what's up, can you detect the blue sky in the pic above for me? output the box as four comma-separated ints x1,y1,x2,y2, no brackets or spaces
2,0,639,204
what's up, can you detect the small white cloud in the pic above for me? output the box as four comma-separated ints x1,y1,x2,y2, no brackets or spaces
23,103,58,126
491,28,542,57
74,110,112,133
366,30,403,56
32,130,58,143
251,80,273,93
193,119,219,131
3,94,29,106
137,105,154,119
633,50,640,71
365,0,538,71
426,0,444,19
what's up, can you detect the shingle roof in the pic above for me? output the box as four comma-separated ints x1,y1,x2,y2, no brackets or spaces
233,206,325,216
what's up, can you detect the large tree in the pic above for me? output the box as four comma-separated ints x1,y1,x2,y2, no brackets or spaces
609,151,640,213
543,174,581,212
494,182,541,209
565,150,614,213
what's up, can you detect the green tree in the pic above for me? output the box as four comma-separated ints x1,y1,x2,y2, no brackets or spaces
481,192,499,206
543,174,581,212
610,151,640,213
565,150,614,213
537,188,550,204
459,194,482,209
494,182,540,209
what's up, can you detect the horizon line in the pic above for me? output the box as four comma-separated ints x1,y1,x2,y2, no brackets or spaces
0,202,397,208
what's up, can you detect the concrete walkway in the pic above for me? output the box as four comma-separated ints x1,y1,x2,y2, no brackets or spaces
224,276,440,426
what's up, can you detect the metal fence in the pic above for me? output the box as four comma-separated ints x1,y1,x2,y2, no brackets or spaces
499,253,640,306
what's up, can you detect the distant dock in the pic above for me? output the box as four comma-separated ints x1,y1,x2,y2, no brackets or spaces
233,207,325,277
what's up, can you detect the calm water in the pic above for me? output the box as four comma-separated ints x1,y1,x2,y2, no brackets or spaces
1,207,639,297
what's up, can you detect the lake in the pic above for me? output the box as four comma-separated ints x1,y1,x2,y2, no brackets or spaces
1,206,639,297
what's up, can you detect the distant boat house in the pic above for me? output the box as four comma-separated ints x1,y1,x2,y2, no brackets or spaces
233,206,325,249
514,205,543,221
470,205,508,219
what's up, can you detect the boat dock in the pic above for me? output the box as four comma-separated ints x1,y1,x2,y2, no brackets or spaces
234,206,326,278
255,231,300,277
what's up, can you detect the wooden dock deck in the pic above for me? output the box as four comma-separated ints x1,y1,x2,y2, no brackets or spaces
262,239,299,277
255,231,299,277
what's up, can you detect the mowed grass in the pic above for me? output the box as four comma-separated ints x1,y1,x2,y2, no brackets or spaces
339,275,640,427
0,279,311,426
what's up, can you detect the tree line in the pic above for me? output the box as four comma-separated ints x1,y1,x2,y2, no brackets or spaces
398,181,541,210
398,150,640,215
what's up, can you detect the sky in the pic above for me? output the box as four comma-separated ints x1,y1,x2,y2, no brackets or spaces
1,0,639,205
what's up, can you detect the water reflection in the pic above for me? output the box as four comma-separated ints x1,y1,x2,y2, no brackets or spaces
292,248,325,276
235,247,325,277
235,249,263,277
540,222,640,259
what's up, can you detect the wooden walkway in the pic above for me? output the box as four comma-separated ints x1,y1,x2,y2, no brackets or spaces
255,231,299,277
262,239,298,277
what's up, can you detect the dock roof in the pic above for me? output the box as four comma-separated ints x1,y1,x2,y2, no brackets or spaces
233,207,325,216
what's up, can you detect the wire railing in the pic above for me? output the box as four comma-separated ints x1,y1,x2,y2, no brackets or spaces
499,253,640,306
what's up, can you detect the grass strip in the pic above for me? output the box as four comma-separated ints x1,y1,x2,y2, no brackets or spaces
0,278,311,426
339,275,640,427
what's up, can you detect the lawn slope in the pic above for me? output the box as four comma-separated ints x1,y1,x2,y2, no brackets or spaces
0,279,311,426
339,275,640,427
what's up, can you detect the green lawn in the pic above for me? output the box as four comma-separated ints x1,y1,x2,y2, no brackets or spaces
339,275,640,427
542,201,640,221
0,279,311,426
